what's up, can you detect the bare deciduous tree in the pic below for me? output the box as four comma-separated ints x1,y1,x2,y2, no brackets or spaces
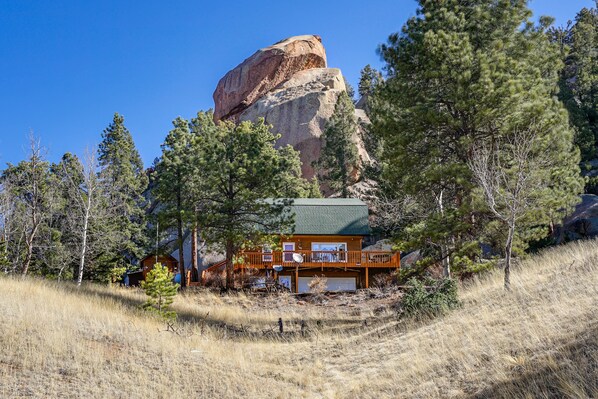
0,180,14,273
16,134,53,275
62,148,104,285
469,125,551,290
370,193,422,237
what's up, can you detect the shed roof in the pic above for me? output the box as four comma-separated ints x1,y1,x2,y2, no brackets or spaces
287,198,370,236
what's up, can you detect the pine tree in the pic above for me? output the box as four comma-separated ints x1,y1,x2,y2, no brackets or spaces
306,177,323,198
141,262,178,321
343,77,356,102
551,5,597,169
372,0,583,276
154,117,197,288
55,150,109,285
358,64,383,98
314,91,359,197
98,113,148,268
50,152,84,280
276,145,322,198
192,117,299,289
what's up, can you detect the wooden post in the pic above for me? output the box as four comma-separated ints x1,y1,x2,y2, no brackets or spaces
365,267,369,289
295,266,299,293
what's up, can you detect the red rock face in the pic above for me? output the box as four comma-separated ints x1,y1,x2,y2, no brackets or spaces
213,35,327,121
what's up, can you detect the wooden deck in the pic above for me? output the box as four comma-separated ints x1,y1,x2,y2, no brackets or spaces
239,250,400,270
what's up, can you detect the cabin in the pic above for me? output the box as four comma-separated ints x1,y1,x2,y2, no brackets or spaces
237,198,400,293
140,254,180,280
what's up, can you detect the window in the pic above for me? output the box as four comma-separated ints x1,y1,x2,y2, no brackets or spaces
311,242,347,262
282,242,295,262
262,244,273,262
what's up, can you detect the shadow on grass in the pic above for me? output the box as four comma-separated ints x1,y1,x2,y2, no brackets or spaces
59,282,402,342
469,323,598,399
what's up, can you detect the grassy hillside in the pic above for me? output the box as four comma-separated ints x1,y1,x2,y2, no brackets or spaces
1,240,597,398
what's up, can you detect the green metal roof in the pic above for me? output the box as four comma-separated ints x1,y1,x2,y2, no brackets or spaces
288,198,370,236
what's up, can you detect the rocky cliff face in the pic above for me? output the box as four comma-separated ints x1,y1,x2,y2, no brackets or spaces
213,35,327,121
239,68,347,178
213,35,368,180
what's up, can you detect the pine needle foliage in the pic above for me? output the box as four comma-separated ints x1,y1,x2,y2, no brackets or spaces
314,91,359,197
98,113,148,264
141,263,178,321
373,0,584,272
401,277,459,319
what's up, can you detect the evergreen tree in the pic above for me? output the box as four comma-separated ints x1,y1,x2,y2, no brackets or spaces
277,145,322,198
154,117,197,288
141,262,178,321
49,152,84,280
192,117,299,289
1,135,55,275
55,150,111,285
551,5,597,169
358,64,383,98
306,177,323,198
343,77,356,102
98,113,148,267
314,91,359,197
372,0,583,276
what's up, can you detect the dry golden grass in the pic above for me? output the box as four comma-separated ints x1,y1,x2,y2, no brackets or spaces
1,239,597,398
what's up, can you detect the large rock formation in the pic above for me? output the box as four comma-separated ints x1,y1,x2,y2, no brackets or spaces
213,35,368,180
239,68,347,177
213,35,327,121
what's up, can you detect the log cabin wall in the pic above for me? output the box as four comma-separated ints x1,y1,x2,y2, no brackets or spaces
141,255,179,279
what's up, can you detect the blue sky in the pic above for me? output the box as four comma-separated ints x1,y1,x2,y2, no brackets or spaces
0,0,594,167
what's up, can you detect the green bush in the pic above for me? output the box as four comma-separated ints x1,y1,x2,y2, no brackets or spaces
401,277,459,318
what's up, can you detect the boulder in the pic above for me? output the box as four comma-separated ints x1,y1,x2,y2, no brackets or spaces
558,194,598,241
239,68,367,179
213,35,327,121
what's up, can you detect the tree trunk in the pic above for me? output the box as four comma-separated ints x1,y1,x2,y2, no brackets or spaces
22,218,40,276
177,218,186,289
191,224,198,283
225,240,234,290
441,244,451,278
176,189,186,289
77,199,91,286
22,242,34,276
437,189,451,279
504,222,515,291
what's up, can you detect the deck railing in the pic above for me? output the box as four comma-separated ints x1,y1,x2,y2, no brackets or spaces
239,250,400,269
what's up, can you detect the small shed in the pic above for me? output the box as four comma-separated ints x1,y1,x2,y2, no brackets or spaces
140,254,179,279
125,270,144,287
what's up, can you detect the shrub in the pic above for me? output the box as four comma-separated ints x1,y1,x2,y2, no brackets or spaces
308,275,328,294
202,270,225,289
141,263,179,321
372,271,398,290
0,239,8,269
108,266,127,285
401,277,459,318
234,267,261,289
